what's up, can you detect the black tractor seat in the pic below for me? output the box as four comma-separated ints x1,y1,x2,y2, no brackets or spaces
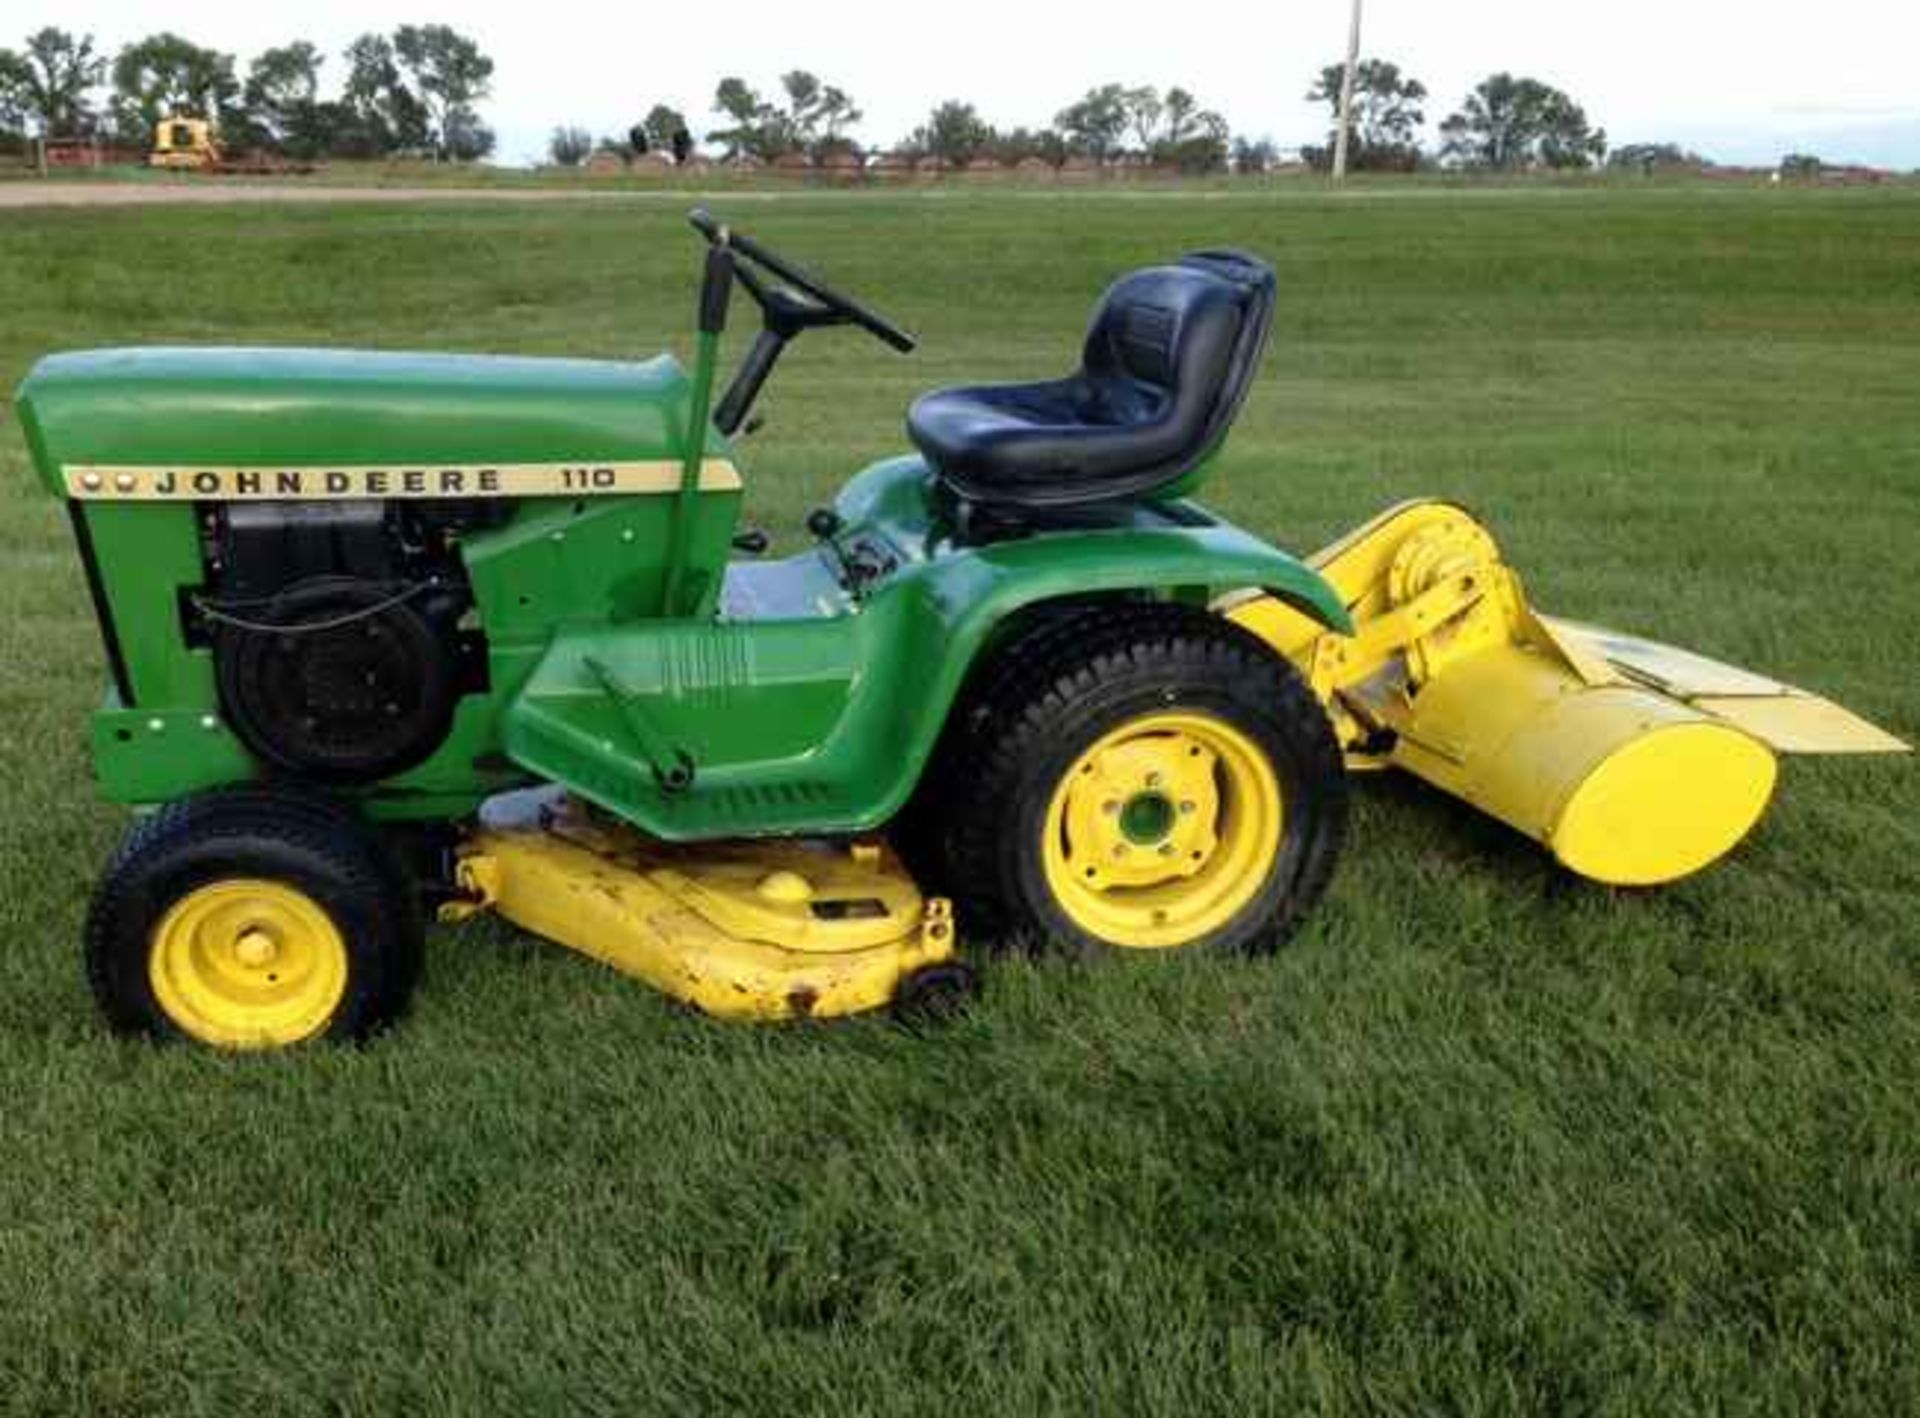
907,249,1276,511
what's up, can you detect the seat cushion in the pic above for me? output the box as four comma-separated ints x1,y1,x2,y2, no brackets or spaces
907,251,1274,509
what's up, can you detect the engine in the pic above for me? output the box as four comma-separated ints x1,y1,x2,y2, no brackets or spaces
191,501,496,783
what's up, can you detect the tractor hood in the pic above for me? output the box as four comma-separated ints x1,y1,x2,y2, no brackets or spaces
15,347,711,499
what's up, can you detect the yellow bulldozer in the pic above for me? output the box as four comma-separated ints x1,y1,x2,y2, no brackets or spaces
149,115,316,175
148,116,218,170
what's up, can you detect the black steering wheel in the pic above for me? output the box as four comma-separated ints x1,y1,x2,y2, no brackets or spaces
690,208,916,354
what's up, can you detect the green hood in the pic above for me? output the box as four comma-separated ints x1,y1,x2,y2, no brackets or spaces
15,347,699,497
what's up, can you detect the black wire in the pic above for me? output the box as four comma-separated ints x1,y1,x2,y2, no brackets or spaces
191,581,432,636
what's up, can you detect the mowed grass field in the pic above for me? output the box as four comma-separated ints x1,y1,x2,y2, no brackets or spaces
1,187,1917,1413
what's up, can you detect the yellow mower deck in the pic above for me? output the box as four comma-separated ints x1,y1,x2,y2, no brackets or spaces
442,791,956,1020
1226,500,1906,886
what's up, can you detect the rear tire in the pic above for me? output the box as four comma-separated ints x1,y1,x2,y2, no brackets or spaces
931,604,1346,955
85,787,423,1048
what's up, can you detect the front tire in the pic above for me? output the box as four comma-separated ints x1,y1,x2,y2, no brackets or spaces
85,788,423,1048
936,605,1346,955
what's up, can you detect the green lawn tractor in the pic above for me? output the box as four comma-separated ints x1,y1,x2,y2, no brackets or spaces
15,210,1906,1049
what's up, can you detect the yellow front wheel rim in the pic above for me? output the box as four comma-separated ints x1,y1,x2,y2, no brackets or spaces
147,879,349,1048
1041,711,1284,949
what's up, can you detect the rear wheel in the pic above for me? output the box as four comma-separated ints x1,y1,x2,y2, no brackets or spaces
86,788,423,1048
935,605,1346,955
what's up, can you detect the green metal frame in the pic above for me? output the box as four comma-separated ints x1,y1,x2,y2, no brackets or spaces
17,305,1349,841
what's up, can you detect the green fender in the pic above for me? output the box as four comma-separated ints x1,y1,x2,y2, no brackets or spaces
503,463,1349,841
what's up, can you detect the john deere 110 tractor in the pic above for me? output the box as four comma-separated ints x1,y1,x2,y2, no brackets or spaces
14,211,1905,1048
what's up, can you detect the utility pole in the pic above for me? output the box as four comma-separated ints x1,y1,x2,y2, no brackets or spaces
1331,0,1363,181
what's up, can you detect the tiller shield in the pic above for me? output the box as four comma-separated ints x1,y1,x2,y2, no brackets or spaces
1226,500,1907,886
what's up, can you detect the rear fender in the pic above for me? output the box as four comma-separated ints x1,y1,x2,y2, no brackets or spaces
837,525,1350,830
501,521,1348,841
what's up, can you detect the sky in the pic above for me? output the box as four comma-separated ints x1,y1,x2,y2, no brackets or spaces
31,0,1920,169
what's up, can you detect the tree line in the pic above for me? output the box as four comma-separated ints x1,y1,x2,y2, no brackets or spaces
554,63,1628,174
3,23,1700,176
542,76,1262,174
0,24,495,160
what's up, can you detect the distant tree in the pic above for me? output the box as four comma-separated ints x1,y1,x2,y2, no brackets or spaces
1608,142,1705,175
1439,72,1605,170
709,76,776,159
440,107,494,161
0,103,22,155
809,83,860,158
548,125,592,166
1232,136,1280,174
911,99,993,165
1304,58,1426,171
1156,111,1229,173
340,33,427,156
1056,83,1130,161
0,57,25,149
989,125,1067,166
0,28,105,140
110,33,241,145
393,24,493,161
1778,152,1824,179
0,52,26,149
775,70,859,158
708,72,858,160
1121,84,1162,152
642,102,689,158
1160,88,1201,142
242,42,324,156
1145,85,1230,171
777,67,820,149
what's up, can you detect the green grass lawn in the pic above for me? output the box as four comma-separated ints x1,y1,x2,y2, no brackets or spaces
2,187,1917,1413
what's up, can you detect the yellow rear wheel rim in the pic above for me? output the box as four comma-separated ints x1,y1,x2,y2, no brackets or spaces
1041,711,1284,949
147,879,348,1048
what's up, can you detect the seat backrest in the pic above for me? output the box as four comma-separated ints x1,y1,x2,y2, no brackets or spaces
1080,248,1276,488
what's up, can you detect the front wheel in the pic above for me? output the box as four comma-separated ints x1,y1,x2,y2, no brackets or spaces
937,605,1347,955
85,788,424,1048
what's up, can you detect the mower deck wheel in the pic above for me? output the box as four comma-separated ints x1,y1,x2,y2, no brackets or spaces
892,960,981,1026
85,787,423,1048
